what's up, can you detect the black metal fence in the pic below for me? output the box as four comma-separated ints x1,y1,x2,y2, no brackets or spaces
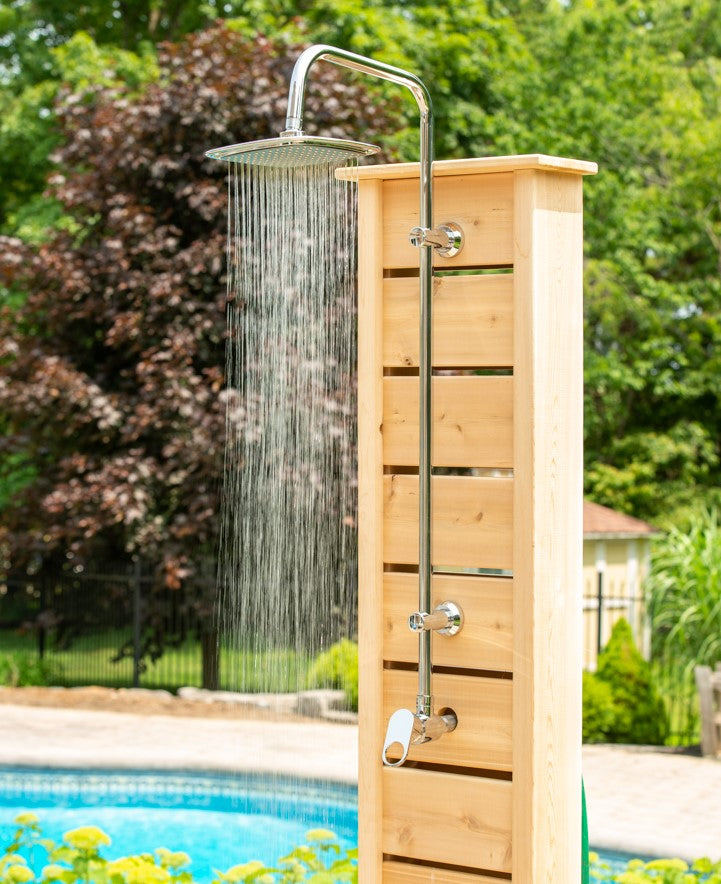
0,559,219,691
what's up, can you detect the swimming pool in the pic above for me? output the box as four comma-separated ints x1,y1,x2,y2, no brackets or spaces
0,766,357,882
0,766,647,881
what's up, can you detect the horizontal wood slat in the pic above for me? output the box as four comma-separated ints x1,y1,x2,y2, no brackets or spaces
383,275,514,369
383,475,513,570
383,572,513,672
383,376,513,468
383,174,514,269
383,861,506,884
383,767,513,873
383,669,512,770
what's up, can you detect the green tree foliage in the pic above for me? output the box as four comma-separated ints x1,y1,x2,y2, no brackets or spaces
0,32,158,237
2,0,721,554
505,0,721,522
227,0,721,524
0,26,394,588
0,0,216,88
596,618,668,745
227,0,533,160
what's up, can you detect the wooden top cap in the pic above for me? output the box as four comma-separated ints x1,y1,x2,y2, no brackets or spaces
337,153,597,180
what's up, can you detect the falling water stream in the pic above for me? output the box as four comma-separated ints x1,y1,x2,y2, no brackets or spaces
217,159,360,864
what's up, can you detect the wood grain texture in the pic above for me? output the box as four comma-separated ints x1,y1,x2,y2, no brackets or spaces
383,474,513,570
383,274,514,369
356,178,385,884
353,158,592,883
336,153,598,181
383,861,505,884
383,375,513,468
383,572,513,672
383,669,512,770
383,174,513,269
512,170,585,883
383,767,512,873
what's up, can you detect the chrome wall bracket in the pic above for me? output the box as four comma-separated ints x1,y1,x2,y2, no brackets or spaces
409,221,464,257
409,600,464,636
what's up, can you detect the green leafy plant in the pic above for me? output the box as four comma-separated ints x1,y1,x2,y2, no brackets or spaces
306,640,358,711
649,507,721,667
0,814,358,883
647,507,721,742
595,619,669,745
0,653,62,687
590,852,721,882
582,670,617,743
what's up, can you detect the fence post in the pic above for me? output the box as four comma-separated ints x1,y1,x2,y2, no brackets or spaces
201,629,219,691
596,541,606,660
695,665,717,756
132,557,142,688
200,560,220,690
38,576,46,660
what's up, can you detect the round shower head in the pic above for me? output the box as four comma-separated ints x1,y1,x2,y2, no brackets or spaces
205,133,380,167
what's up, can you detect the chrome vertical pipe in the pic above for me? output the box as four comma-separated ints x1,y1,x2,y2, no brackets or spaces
417,105,433,720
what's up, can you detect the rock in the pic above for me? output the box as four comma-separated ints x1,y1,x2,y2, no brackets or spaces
295,690,347,718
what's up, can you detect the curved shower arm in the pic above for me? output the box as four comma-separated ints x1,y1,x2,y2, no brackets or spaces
283,44,433,233
284,44,431,134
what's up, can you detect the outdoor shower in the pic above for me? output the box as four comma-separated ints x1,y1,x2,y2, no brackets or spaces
207,44,467,767
208,40,595,884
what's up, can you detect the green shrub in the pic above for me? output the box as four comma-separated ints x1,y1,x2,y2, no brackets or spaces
307,639,358,711
591,852,721,882
596,619,669,745
582,670,616,743
0,652,61,687
647,506,721,742
1,814,358,882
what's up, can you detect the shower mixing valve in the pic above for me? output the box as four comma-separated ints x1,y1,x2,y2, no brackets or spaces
382,707,458,767
409,221,464,258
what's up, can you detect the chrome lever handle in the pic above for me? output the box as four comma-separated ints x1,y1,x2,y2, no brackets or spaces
382,708,415,767
382,708,459,766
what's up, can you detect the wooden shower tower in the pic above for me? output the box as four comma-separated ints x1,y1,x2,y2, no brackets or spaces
355,154,597,883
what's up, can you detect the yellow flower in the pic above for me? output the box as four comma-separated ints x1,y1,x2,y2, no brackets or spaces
7,864,34,883
219,860,267,881
106,856,170,883
305,828,337,843
63,826,111,850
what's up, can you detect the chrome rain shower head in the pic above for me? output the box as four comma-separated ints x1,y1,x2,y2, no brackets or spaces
208,43,463,767
204,133,379,167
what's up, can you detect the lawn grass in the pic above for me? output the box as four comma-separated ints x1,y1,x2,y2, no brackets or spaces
0,628,312,693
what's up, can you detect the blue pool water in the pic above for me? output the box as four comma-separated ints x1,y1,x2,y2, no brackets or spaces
0,767,357,882
0,766,650,881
